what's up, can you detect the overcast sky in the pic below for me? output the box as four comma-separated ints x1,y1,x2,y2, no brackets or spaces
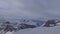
0,0,60,20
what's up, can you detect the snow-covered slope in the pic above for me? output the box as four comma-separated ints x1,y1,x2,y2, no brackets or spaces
13,24,60,34
0,18,45,34
0,18,60,34
5,31,14,34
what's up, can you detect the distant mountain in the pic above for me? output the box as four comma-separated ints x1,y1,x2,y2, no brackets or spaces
31,19,45,26
0,18,60,34
0,18,45,34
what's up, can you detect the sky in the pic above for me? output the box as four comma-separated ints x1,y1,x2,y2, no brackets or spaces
0,0,60,20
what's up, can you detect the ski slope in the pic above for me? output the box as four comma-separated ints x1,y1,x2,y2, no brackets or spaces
13,25,60,34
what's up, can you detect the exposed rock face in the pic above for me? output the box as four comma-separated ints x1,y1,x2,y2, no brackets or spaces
18,23,36,29
0,20,37,34
0,21,17,33
43,20,60,27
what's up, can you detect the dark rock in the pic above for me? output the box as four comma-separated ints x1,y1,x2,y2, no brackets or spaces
43,19,60,27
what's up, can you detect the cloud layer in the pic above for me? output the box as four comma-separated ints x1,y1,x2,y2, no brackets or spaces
0,0,60,19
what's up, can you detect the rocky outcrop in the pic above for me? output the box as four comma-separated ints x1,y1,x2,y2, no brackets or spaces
43,19,60,27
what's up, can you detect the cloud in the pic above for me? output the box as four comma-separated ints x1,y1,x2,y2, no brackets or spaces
0,0,60,19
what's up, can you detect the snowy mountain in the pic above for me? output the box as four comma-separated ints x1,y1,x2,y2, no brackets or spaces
13,20,60,34
0,19,60,34
0,18,45,34
0,19,59,34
